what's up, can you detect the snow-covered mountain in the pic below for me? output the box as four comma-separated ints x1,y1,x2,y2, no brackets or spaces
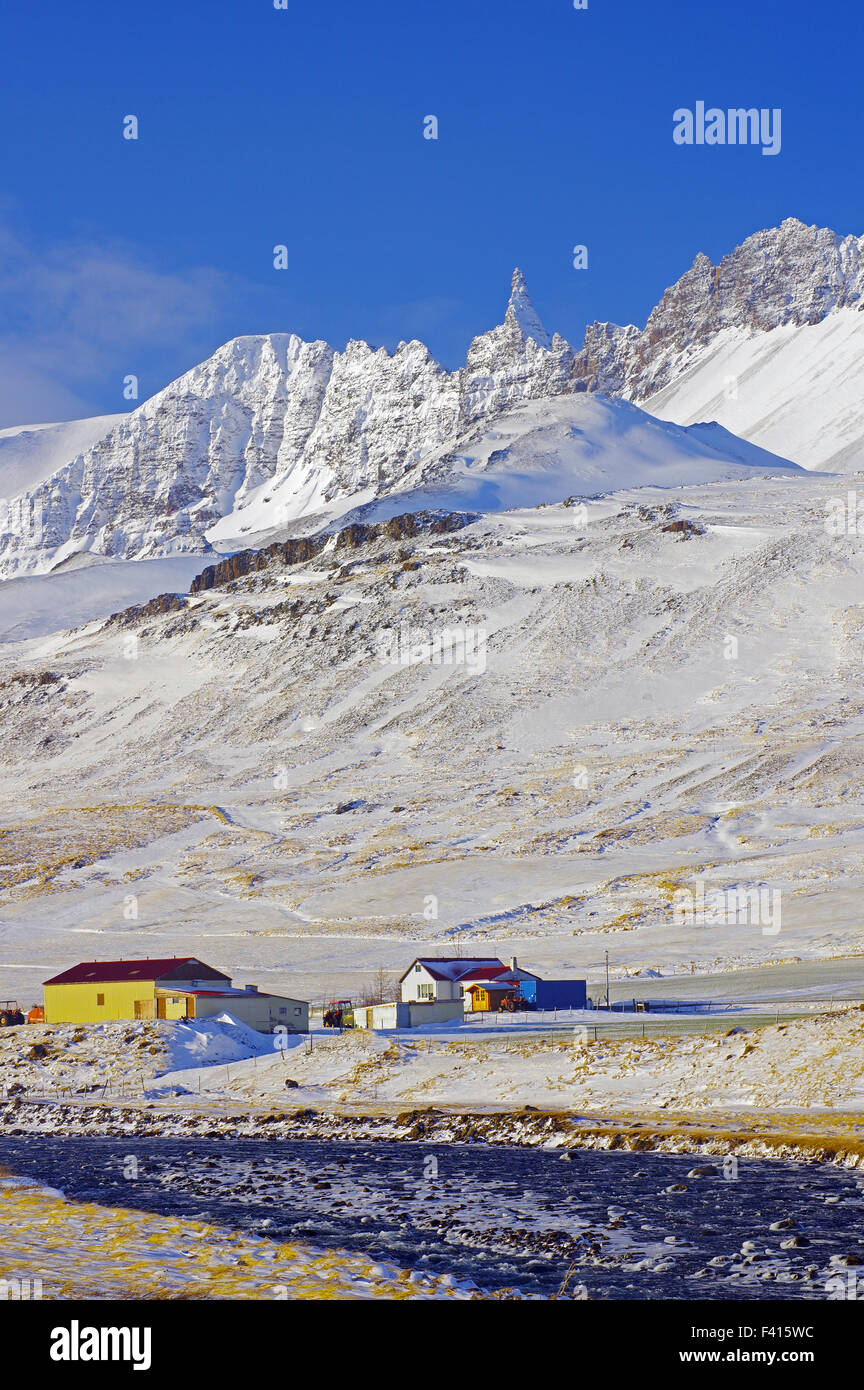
0,271,582,576
0,414,123,500
0,266,803,578
3,217,861,578
577,218,864,472
309,396,801,531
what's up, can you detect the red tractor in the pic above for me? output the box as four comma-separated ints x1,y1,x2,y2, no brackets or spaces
323,999,354,1029
498,990,532,1013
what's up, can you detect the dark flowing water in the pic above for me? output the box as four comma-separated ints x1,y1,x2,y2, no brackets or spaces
0,1135,861,1300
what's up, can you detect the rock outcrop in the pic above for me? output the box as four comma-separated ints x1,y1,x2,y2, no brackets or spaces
575,218,864,399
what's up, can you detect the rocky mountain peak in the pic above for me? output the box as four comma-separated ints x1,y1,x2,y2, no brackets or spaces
503,267,552,348
576,218,864,401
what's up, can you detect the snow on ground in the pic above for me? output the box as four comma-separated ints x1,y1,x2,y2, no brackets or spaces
0,556,214,642
161,1005,864,1116
4,1005,863,1123
0,1016,282,1097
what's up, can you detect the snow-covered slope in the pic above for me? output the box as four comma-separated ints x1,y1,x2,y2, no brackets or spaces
0,414,124,498
210,394,801,542
0,556,213,644
2,464,864,1004
641,310,864,472
577,218,864,473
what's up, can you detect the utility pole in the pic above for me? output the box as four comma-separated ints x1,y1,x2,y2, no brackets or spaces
605,951,610,1012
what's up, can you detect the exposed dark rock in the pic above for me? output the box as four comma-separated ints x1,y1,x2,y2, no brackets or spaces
190,536,327,593
106,592,187,627
189,510,475,596
661,519,705,539
98,511,477,630
0,670,61,690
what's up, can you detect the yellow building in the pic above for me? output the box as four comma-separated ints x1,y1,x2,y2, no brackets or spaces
43,956,308,1033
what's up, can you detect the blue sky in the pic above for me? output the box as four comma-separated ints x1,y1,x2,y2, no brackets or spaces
0,0,861,426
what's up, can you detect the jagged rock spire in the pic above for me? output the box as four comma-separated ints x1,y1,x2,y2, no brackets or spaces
504,268,552,348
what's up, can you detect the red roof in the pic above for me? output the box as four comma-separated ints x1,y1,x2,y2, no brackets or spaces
456,964,512,982
43,957,224,987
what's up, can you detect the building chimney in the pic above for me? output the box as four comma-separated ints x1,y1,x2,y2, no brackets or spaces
510,956,518,971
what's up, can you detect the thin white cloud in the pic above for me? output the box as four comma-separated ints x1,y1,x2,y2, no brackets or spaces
0,215,256,429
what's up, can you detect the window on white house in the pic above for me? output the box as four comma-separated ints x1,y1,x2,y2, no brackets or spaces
418,983,434,999
414,964,422,972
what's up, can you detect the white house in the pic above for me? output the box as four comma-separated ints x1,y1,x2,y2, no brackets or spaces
399,957,538,1011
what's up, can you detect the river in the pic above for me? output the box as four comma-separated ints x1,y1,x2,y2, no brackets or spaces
0,1136,861,1300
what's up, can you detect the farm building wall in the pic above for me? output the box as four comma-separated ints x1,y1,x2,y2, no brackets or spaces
353,1000,462,1029
44,980,159,1025
191,994,308,1034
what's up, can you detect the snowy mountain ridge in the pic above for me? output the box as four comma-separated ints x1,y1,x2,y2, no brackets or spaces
0,270,581,576
0,217,861,577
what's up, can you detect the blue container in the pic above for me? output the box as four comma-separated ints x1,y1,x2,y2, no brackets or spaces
534,979,588,1010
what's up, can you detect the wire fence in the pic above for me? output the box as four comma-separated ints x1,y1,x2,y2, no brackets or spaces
0,1030,330,1105
0,1074,153,1104
435,997,853,1046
